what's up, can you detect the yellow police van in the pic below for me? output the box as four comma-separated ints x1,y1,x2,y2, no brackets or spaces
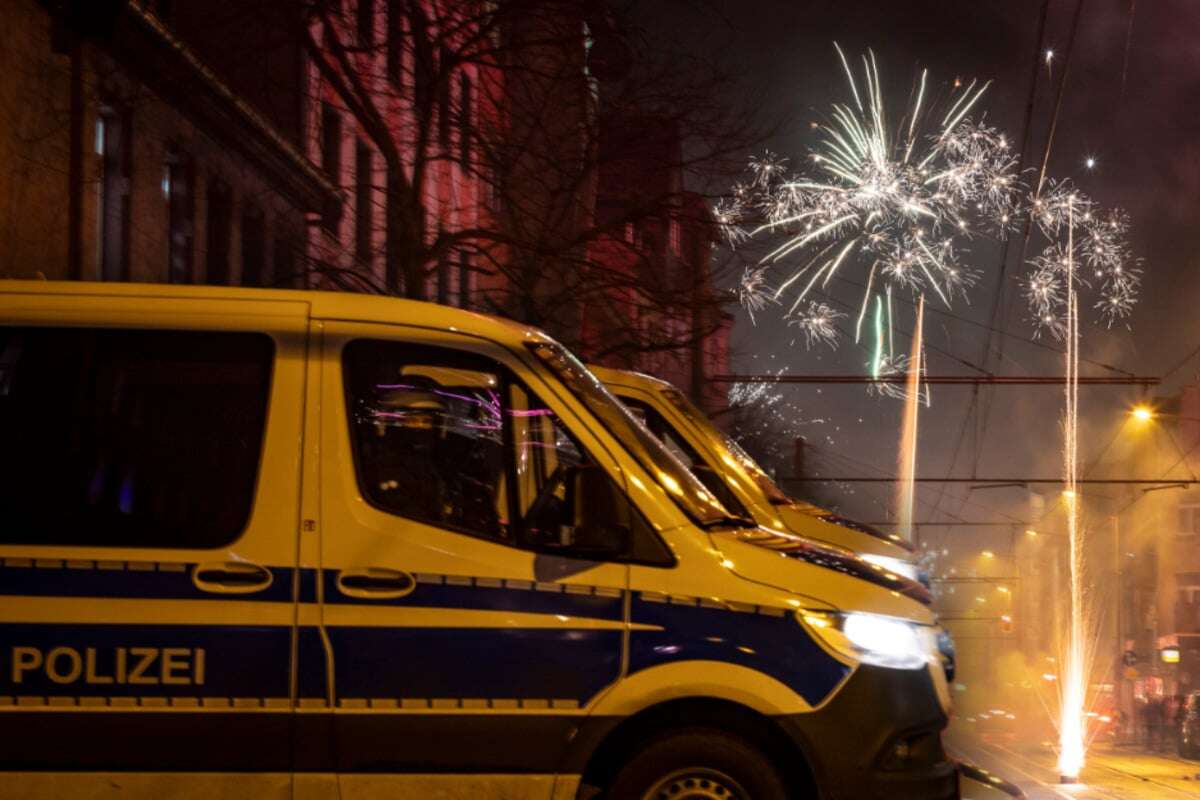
589,365,922,583
0,281,955,800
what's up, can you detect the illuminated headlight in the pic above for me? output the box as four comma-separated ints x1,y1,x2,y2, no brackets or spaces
859,553,921,583
800,610,935,670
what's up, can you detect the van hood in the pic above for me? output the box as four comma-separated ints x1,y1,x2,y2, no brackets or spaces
712,528,933,620
777,504,914,560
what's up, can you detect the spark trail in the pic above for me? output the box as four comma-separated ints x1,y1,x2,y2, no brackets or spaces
896,296,924,541
1058,200,1085,782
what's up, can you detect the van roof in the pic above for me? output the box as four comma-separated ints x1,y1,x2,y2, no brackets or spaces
0,280,549,347
587,363,673,391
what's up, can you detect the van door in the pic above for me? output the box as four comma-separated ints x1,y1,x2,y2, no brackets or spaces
0,294,307,798
318,324,631,797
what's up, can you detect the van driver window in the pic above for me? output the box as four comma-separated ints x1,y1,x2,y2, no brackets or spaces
343,340,511,540
509,383,586,548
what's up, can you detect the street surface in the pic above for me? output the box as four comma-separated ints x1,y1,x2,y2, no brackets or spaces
950,726,1200,799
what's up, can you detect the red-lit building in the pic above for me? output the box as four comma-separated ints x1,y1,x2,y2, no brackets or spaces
0,0,731,412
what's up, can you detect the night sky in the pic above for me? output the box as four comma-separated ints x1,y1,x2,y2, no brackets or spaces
648,0,1200,551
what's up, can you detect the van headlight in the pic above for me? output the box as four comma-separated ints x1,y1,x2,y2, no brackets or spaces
800,610,934,670
859,553,920,583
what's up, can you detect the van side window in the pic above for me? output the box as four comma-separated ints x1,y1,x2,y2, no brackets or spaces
343,340,511,540
621,397,751,519
0,327,273,548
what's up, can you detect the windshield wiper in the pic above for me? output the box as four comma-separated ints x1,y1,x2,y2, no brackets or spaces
700,515,759,530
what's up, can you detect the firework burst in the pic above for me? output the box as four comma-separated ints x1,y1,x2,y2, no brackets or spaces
723,46,1021,349
1023,181,1141,339
788,301,846,349
737,266,775,323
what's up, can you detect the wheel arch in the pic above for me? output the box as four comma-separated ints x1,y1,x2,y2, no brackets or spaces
571,696,818,799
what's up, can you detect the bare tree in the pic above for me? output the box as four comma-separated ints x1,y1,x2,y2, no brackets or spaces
203,0,759,361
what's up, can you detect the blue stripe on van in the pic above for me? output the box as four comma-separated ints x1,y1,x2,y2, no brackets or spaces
0,563,624,621
327,626,621,703
0,561,294,603
628,596,850,707
319,571,624,619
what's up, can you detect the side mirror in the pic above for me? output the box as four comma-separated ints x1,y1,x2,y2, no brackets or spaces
561,465,631,558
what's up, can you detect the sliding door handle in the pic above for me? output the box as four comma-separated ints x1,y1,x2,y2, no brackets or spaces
336,568,416,599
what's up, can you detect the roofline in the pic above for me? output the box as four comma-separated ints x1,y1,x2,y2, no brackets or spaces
107,3,340,216
0,280,548,347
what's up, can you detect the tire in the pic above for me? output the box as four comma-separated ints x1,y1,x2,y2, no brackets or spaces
606,727,793,800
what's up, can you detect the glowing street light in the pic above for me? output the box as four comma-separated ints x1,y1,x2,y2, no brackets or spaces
981,550,995,559
1130,405,1154,422
1025,529,1038,537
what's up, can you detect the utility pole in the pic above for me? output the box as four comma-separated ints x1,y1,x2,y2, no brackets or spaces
1114,513,1128,739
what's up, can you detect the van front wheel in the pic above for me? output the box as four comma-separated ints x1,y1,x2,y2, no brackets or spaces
606,728,792,800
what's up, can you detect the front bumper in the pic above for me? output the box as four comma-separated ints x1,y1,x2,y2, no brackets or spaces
776,664,957,800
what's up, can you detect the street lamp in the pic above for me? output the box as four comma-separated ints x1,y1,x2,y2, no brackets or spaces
1131,405,1154,422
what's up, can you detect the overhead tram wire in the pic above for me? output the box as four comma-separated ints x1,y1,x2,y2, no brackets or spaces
961,0,1054,517
799,440,1029,525
823,270,1136,378
973,0,1089,480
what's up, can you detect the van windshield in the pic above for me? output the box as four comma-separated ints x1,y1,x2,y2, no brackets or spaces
658,388,794,506
527,343,740,528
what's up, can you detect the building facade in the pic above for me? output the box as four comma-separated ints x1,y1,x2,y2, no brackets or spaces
0,0,732,413
0,0,337,287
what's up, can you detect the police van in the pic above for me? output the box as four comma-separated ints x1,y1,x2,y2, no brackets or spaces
0,281,956,800
589,365,922,583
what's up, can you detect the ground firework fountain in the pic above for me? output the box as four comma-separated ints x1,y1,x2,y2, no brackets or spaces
1021,189,1138,783
896,297,924,542
1057,200,1085,783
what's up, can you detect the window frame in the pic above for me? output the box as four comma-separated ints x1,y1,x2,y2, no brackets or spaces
1182,505,1200,537
340,338,671,564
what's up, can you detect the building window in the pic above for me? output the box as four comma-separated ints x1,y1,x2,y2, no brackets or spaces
205,177,232,285
386,4,404,87
437,250,450,305
459,73,472,169
241,206,266,287
164,151,194,284
97,106,131,282
357,0,374,46
438,46,452,149
1181,505,1200,537
0,327,273,548
355,140,373,266
321,103,343,229
274,234,301,288
412,10,432,109
457,251,471,309
321,103,342,181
